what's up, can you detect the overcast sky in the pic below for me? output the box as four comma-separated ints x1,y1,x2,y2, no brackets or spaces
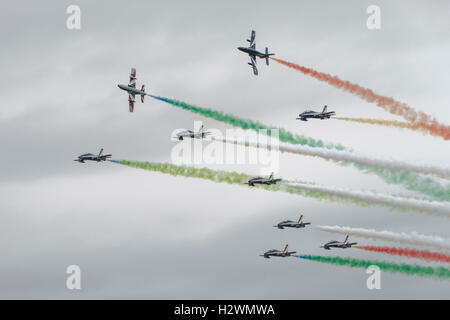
0,0,449,299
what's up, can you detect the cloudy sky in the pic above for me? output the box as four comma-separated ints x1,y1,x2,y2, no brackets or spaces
1,0,449,299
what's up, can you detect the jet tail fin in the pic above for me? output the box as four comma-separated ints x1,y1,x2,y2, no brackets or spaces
265,47,269,66
284,244,288,253
344,235,349,244
298,215,303,223
268,172,274,180
322,105,328,113
141,84,145,103
141,85,145,103
98,148,104,156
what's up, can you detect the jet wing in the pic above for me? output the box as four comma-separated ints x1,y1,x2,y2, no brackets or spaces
247,30,256,46
130,68,136,80
129,68,137,88
249,57,258,75
128,100,134,112
128,93,135,112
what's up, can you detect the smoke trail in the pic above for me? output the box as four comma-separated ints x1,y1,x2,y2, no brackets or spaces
112,160,446,214
110,160,437,210
150,95,450,201
110,160,357,205
271,57,450,140
335,117,426,133
296,255,450,280
285,182,450,217
316,226,450,250
354,246,450,263
150,95,341,149
213,136,450,180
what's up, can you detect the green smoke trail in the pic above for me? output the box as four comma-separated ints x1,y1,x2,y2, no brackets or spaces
112,160,440,214
151,96,450,201
297,255,450,280
151,96,344,150
111,160,374,207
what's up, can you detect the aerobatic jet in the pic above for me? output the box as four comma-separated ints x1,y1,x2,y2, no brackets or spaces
296,105,336,121
74,148,112,163
274,215,311,229
173,124,212,141
321,235,358,250
117,68,147,112
260,245,296,259
237,30,275,76
245,173,281,186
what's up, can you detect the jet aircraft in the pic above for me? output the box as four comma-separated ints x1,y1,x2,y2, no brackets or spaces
260,245,296,259
321,235,358,250
174,124,212,140
117,68,147,112
274,215,311,229
246,173,281,186
237,30,275,75
296,105,336,121
74,148,112,163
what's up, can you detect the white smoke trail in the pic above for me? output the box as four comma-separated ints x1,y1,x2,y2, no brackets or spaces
316,225,450,250
283,182,450,217
213,136,450,180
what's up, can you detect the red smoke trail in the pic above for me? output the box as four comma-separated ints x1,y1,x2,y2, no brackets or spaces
271,58,450,140
354,245,450,263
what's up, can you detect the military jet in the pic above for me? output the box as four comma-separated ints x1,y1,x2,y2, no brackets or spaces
321,235,358,250
245,173,281,186
237,30,275,76
117,68,147,112
74,148,112,163
274,215,311,229
296,105,336,121
260,244,296,259
173,124,212,141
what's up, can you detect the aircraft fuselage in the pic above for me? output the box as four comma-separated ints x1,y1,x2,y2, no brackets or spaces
237,47,267,58
276,222,310,229
75,155,108,163
322,242,357,250
247,178,280,186
297,110,336,121
261,250,296,258
117,84,145,95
